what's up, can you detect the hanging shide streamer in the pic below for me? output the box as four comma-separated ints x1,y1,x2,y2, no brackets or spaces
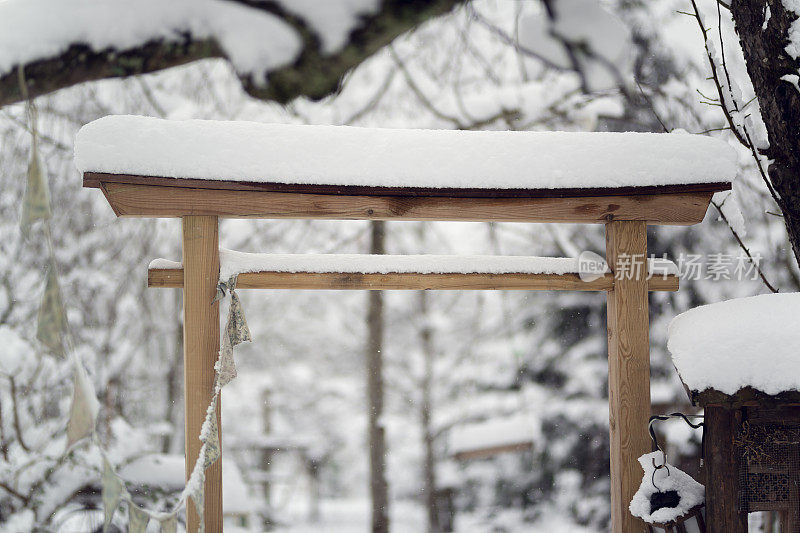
215,276,252,388
91,277,251,531
226,286,252,346
66,356,100,449
18,67,52,238
159,516,178,533
14,67,219,533
16,65,250,531
128,503,150,533
191,486,205,533
102,455,126,533
20,147,52,238
217,335,237,387
201,397,221,469
36,261,67,356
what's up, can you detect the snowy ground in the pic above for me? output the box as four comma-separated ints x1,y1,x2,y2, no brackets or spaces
271,499,594,533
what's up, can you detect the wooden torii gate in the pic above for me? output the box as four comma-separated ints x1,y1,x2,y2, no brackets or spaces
81,127,730,533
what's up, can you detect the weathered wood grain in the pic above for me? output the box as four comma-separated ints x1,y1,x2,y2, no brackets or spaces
148,269,679,291
182,216,222,532
605,220,651,533
93,181,715,225
704,406,747,533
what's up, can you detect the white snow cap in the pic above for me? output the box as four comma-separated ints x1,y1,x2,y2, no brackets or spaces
217,250,591,281
75,115,737,190
668,292,800,396
629,451,705,524
149,248,677,284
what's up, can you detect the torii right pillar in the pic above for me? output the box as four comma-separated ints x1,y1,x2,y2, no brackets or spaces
606,220,651,533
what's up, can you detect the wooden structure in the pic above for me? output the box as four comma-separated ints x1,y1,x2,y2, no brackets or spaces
83,165,727,532
450,415,537,461
687,387,800,532
453,440,534,462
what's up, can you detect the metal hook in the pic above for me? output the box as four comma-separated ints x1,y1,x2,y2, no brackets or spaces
648,413,704,491
651,453,670,490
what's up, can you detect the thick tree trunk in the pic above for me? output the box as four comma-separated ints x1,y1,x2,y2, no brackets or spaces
418,290,440,533
731,0,800,265
367,220,389,533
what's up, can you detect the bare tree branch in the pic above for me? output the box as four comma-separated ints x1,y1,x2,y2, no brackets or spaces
8,377,30,453
687,0,781,205
389,44,520,130
712,198,779,292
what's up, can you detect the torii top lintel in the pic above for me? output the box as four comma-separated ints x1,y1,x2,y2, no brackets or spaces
77,115,734,224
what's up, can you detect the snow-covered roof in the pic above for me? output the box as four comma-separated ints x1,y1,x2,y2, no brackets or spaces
668,293,800,396
75,115,736,191
450,415,541,457
119,454,185,491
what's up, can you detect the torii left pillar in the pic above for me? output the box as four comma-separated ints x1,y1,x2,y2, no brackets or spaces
606,220,650,533
183,215,223,532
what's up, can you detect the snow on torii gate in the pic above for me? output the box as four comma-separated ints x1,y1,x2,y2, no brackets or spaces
76,115,735,533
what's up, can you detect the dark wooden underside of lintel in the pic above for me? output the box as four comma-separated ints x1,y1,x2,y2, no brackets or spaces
83,172,730,199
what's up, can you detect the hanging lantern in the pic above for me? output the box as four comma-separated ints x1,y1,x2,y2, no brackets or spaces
630,413,706,532
630,451,706,532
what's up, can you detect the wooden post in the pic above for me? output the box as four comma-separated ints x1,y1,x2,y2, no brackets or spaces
605,220,650,533
703,406,747,533
183,216,222,532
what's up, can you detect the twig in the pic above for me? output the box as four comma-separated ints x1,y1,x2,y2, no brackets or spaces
636,79,668,132
688,0,782,206
0,480,28,503
389,45,462,127
697,126,732,134
467,4,568,71
8,377,31,452
136,78,167,118
687,0,748,147
712,199,779,292
0,398,7,461
341,67,397,125
389,44,521,130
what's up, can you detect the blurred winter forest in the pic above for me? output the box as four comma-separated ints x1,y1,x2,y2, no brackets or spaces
0,0,797,531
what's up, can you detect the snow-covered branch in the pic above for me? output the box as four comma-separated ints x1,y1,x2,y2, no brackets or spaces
0,0,464,107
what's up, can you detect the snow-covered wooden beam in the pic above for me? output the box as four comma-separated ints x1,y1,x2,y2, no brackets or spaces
148,268,679,291
146,251,679,291
0,0,463,107
77,117,733,224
